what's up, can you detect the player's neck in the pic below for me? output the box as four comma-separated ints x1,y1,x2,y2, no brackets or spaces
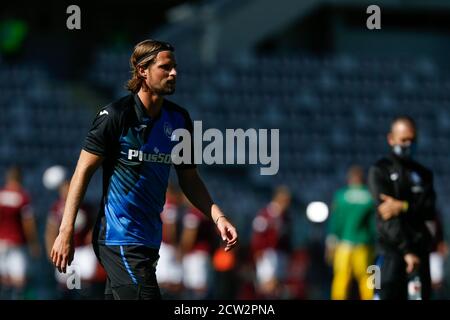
137,89,163,118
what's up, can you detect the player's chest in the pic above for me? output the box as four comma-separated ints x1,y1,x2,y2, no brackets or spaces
118,116,180,165
390,167,427,196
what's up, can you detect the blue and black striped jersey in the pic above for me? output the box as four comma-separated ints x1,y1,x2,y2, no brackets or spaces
84,94,195,248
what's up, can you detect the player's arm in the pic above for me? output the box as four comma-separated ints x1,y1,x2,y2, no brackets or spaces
51,150,103,273
372,170,435,221
21,206,40,258
366,164,405,220
45,216,59,259
367,165,410,249
368,165,419,272
325,195,341,265
176,167,238,252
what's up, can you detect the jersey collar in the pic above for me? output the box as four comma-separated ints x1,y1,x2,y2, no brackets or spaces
133,94,163,123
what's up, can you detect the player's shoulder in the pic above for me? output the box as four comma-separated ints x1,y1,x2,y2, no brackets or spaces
257,205,271,217
367,157,393,180
97,94,135,119
371,156,393,170
411,160,433,177
334,188,347,198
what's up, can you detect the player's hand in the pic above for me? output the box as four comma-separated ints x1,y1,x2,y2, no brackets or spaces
378,194,404,220
216,216,238,252
50,229,74,273
404,253,420,274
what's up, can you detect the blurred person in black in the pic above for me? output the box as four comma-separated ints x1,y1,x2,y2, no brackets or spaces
368,116,436,300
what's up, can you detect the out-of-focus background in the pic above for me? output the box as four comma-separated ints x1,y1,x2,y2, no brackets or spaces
0,0,449,299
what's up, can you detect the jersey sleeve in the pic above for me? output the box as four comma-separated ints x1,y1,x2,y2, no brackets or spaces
174,109,197,170
368,164,414,255
83,106,121,157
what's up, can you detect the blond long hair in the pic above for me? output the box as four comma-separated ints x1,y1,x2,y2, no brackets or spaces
126,39,174,93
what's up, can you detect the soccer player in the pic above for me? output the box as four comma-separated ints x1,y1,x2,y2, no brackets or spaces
368,116,436,300
326,165,376,300
250,185,292,298
0,166,40,299
50,39,238,300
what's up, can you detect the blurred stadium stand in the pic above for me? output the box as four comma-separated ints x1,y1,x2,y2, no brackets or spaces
2,52,449,247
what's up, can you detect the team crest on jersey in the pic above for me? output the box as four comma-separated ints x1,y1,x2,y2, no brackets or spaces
390,172,399,181
410,171,423,193
410,171,422,185
164,122,173,138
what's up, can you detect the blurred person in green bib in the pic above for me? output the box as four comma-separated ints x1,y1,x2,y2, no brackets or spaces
326,166,376,300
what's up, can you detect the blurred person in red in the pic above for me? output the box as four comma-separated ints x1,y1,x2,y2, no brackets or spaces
179,197,218,299
0,165,40,299
45,172,106,299
428,211,448,298
155,183,184,298
250,185,292,298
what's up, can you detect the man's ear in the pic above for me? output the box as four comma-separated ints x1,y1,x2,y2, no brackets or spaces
137,65,147,79
387,132,393,146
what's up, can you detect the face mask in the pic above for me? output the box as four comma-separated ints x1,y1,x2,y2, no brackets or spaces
392,142,416,159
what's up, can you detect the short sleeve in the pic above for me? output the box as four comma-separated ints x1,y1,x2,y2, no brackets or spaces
83,106,120,157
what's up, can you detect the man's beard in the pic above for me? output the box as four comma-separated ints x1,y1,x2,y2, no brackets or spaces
162,85,176,95
155,82,176,95
144,81,176,95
